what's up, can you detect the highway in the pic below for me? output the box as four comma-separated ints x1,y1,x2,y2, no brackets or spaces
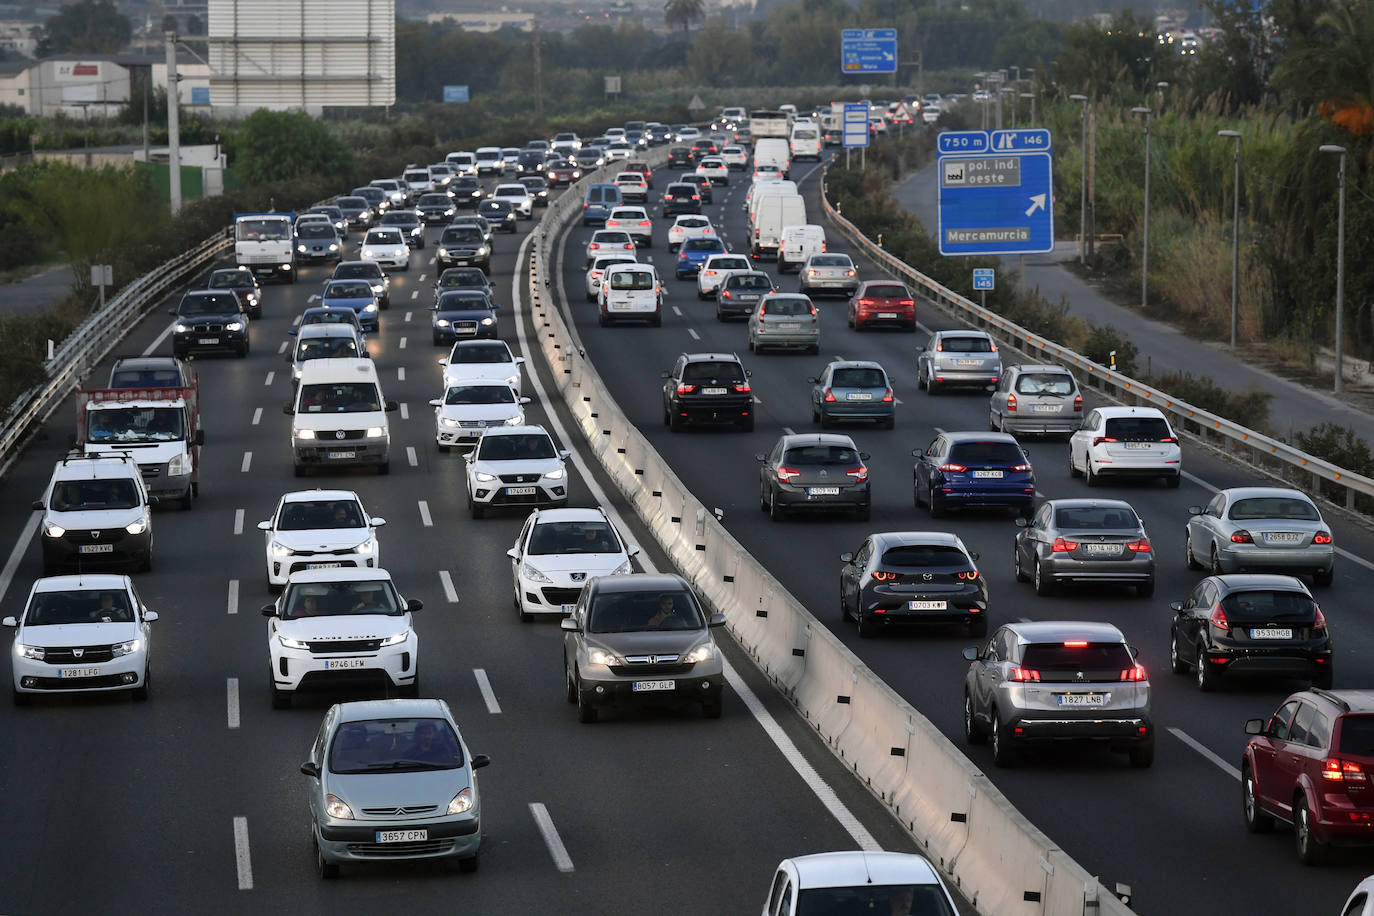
553,151,1374,914
0,174,941,913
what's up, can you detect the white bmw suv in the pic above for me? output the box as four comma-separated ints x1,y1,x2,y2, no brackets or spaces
262,568,421,708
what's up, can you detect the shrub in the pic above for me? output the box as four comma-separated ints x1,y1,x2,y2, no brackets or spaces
1149,371,1272,432
1081,325,1139,375
1291,423,1374,511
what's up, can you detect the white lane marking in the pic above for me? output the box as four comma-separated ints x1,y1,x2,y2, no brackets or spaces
293,314,304,325
688,328,700,340
429,255,437,265
399,337,408,350
264,371,274,386
233,817,254,890
1017,616,1032,623
226,678,241,729
529,803,574,873
398,367,406,382
0,514,41,604
142,321,176,356
473,668,502,714
672,306,683,317
439,570,459,602
400,402,409,420
417,273,426,282
1337,546,1374,574
277,340,289,355
407,446,418,467
227,579,239,615
241,451,252,473
405,311,413,322
411,290,419,300
519,230,882,854
783,426,795,435
894,398,903,405
251,407,262,426
1169,727,1241,781
418,500,433,527
233,509,244,536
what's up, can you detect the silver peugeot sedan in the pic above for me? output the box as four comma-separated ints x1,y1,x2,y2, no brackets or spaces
1185,487,1334,586
301,698,490,878
989,364,1083,436
1013,498,1155,597
918,330,1001,394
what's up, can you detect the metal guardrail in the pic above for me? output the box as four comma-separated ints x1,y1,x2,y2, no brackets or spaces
820,166,1374,512
0,232,231,478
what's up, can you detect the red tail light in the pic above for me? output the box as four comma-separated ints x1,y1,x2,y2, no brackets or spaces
776,466,801,482
1073,394,1083,412
935,342,943,352
871,570,898,582
733,383,751,393
1010,462,1032,473
1092,436,1119,447
692,195,700,201
882,388,894,403
1063,640,1089,647
721,291,732,299
956,570,979,580
1314,605,1327,634
1323,758,1369,783
989,341,998,352
1119,665,1147,681
899,298,915,307
638,220,650,227
1209,604,1230,633
1314,532,1333,545
846,466,869,482
1006,393,1018,413
676,384,697,395
823,388,836,402
1159,436,1178,444
1230,530,1253,544
847,269,857,277
1008,667,1040,682
807,269,818,277
1051,537,1079,553
939,462,967,473
858,298,875,307
1127,538,1152,553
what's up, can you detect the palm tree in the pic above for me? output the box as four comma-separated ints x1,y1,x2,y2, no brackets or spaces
664,0,704,35
1274,0,1374,139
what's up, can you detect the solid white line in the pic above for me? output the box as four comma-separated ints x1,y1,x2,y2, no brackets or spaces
473,668,502,713
0,514,41,604
226,678,241,729
418,500,433,527
529,803,574,873
240,451,252,473
687,328,700,340
1181,471,1218,493
251,407,262,426
277,340,289,355
227,579,239,615
142,321,175,356
406,446,418,467
399,337,408,350
233,509,244,536
400,403,409,420
1169,727,1241,781
439,570,458,602
398,367,406,382
233,817,253,890
405,311,413,322
264,371,274,386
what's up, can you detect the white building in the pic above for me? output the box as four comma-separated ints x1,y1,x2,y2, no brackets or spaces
0,55,211,117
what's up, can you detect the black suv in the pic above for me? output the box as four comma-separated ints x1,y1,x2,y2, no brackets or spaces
452,176,484,209
437,225,492,272
170,290,249,358
667,147,693,169
662,182,702,217
661,352,753,432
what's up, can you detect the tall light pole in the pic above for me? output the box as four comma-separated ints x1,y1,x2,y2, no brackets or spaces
1322,144,1348,392
1219,129,1242,348
1070,94,1089,264
1132,106,1152,310
165,30,181,215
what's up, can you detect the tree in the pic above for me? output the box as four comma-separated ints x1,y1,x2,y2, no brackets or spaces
36,0,132,56
1274,0,1374,138
665,0,704,34
230,110,355,186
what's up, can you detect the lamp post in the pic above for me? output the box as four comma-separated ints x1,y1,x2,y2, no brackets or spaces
1132,106,1152,310
1321,144,1348,392
1219,129,1242,348
1070,94,1089,264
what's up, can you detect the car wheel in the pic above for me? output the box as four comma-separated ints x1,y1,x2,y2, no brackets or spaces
1085,460,1099,487
1210,545,1223,575
963,691,986,745
1034,558,1054,597
768,488,786,521
1165,473,1181,488
317,844,339,880
818,410,830,429
132,668,150,701
1013,544,1028,582
576,675,598,723
1170,631,1189,674
564,663,577,703
1242,764,1275,833
458,853,480,873
1137,578,1155,598
1128,739,1155,768
1196,643,1220,691
989,411,1000,432
469,497,485,520
1186,530,1203,570
668,411,683,432
856,609,880,638
270,673,292,709
990,708,1017,767
1314,566,1334,587
759,482,770,512
1295,796,1330,865
927,378,940,396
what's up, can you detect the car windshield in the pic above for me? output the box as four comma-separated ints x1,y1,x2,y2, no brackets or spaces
50,477,141,510
298,382,382,413
477,433,555,460
437,294,490,312
677,218,708,228
381,214,418,227
179,293,238,315
684,238,723,252
1219,590,1316,622
337,197,366,210
763,298,812,316
528,520,619,555
682,361,744,382
297,224,334,239
325,282,373,300
947,442,1024,464
277,498,363,530
880,545,967,567
609,270,656,290
443,228,483,244
109,367,184,388
86,406,185,443
783,445,859,466
329,718,463,773
731,275,773,291
333,264,381,280
1103,416,1171,440
282,579,401,620
367,230,403,245
404,171,428,183
1016,374,1074,395
1228,497,1321,521
831,368,886,388
26,589,134,625
236,218,290,241
587,590,704,632
811,255,850,267
445,385,514,405
208,271,253,290
1020,642,1133,671
594,232,630,244
795,884,955,916
297,336,359,360
939,336,993,353
302,310,357,327
439,270,486,289
1054,506,1139,529
451,343,512,364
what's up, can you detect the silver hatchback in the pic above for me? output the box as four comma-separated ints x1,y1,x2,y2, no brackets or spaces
989,364,1083,436
798,253,859,298
749,293,819,354
1186,487,1334,585
918,330,1001,393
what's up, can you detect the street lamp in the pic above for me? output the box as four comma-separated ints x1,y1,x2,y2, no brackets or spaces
1132,106,1153,310
1218,129,1242,348
1321,144,1348,392
1070,94,1089,264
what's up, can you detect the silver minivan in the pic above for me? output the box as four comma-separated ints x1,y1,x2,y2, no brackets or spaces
989,364,1083,436
749,293,819,354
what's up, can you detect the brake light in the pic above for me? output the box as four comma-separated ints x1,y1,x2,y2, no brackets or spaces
776,466,801,482
899,298,915,307
721,291,732,299
692,195,700,201
1008,667,1040,682
882,388,894,403
1230,530,1253,544
1063,640,1089,647
1159,436,1178,444
823,388,836,402
871,570,898,582
808,269,818,277
1209,604,1230,632
679,252,688,260
676,384,697,395
1051,537,1079,553
1092,437,1119,447
1074,394,1083,412
589,242,600,250
1119,665,1147,682
935,342,943,352
939,462,967,473
1314,532,1333,545
858,298,875,307
956,570,979,580
1323,758,1369,783
733,383,751,393
1127,538,1152,553
1313,605,1327,634
639,220,649,227
1006,393,1018,413
1010,462,1032,473
847,270,857,277
846,466,868,482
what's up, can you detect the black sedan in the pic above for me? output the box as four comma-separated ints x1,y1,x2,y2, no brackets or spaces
416,193,456,224
431,289,498,345
436,225,491,272
1014,498,1156,597
476,199,519,234
451,176,485,209
757,433,870,521
840,532,988,638
433,267,497,305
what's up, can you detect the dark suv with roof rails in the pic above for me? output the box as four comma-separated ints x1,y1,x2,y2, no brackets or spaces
661,352,753,432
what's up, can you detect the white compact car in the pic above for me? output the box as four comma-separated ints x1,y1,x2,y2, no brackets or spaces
605,206,652,248
262,567,421,708
359,228,410,271
697,253,751,299
721,145,749,170
5,573,156,703
614,172,649,203
1069,406,1182,487
668,215,716,252
439,339,525,396
585,229,635,266
695,157,730,185
585,254,640,303
507,507,639,620
762,851,958,916
491,183,534,219
464,425,569,519
258,489,386,588
431,380,529,450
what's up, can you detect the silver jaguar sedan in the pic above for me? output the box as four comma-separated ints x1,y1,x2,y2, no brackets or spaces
1185,487,1334,585
1013,498,1155,597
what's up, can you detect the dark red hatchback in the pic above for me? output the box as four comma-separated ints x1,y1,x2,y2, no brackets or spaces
847,281,917,331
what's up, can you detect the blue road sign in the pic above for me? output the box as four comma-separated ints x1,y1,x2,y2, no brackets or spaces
843,103,870,149
190,86,210,106
443,85,470,103
973,268,995,291
841,28,897,74
937,129,1054,256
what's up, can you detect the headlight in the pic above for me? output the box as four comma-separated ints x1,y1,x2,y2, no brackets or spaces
683,642,714,664
325,794,354,820
479,317,494,326
573,170,582,179
125,519,148,535
363,303,378,313
470,190,481,198
447,787,474,815
16,643,44,660
295,428,317,440
270,541,293,556
111,638,142,658
435,318,451,328
379,630,409,646
363,249,376,258
247,293,259,304
445,208,454,216
167,453,186,476
610,559,633,576
328,243,339,251
439,416,460,428
588,647,621,666
474,471,497,483
297,244,308,253
174,323,190,333
504,415,523,426
437,248,449,258
226,321,244,331
365,427,386,438
277,632,310,650
43,524,65,538
371,283,385,294
544,468,565,480
522,564,553,584
477,246,489,256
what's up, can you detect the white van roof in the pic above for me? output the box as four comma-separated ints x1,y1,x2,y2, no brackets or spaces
297,357,381,386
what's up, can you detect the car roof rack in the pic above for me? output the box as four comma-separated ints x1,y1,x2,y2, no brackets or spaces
1309,687,1351,712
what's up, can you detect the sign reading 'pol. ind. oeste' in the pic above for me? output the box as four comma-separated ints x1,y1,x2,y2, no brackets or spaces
936,129,1054,256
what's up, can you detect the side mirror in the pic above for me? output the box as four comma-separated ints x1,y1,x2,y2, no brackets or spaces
300,761,320,778
839,552,854,564
754,453,766,462
1187,505,1204,515
371,518,387,528
912,449,924,458
428,305,438,311
167,308,177,316
1,617,16,628
627,545,641,557
1021,448,1030,457
194,429,205,446
745,369,753,378
515,356,525,364
143,610,159,623
558,450,570,459
1244,719,1265,736
518,397,531,405
31,500,43,510
1015,517,1028,528
560,617,581,632
385,400,399,412
288,328,298,336
407,598,424,612
470,754,491,770
708,613,727,628
438,358,449,366
256,520,272,531
859,451,871,461
506,548,520,560
282,403,294,415
962,646,980,661
261,603,277,617
969,552,980,561
1169,601,1184,613
147,496,159,506
429,399,442,407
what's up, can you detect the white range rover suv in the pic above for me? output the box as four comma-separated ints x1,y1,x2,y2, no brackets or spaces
261,568,421,708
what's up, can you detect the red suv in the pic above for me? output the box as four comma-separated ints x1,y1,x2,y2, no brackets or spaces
847,281,917,332
624,161,654,189
1242,688,1374,864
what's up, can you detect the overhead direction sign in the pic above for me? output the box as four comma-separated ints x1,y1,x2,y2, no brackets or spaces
842,103,870,148
841,28,897,74
937,128,1054,256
